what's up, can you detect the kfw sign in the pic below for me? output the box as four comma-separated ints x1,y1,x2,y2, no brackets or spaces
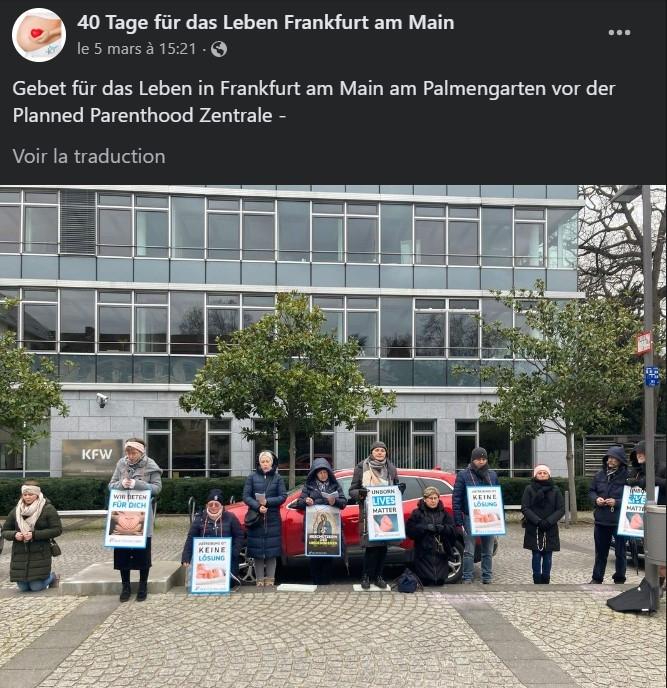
62,440,123,476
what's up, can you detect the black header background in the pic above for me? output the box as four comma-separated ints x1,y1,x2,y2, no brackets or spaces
3,0,665,183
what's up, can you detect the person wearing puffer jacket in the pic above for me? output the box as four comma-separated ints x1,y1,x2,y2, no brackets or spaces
294,457,347,585
588,445,629,584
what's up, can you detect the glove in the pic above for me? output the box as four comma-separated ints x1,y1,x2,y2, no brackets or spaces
397,483,406,495
538,519,550,530
425,523,437,532
357,488,368,500
455,525,466,536
435,524,445,533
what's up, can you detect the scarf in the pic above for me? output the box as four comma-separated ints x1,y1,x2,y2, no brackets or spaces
206,507,223,523
531,478,553,504
469,463,491,484
15,494,47,534
362,457,389,486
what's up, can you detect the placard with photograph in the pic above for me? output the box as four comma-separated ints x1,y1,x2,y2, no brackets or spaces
366,485,405,542
104,489,152,549
305,505,341,557
189,538,232,595
466,485,506,536
617,485,647,539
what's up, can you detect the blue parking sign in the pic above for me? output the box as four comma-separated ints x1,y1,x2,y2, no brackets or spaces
644,366,660,387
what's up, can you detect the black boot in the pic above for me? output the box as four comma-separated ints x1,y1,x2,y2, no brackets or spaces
136,582,148,602
360,575,371,590
119,583,131,602
533,574,542,584
541,575,550,584
374,576,388,589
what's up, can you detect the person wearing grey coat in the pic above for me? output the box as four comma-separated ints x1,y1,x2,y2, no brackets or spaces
108,437,162,602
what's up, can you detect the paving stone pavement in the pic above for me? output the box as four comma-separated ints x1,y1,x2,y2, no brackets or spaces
0,517,664,687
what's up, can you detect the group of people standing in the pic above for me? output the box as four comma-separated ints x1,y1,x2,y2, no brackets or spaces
3,438,665,595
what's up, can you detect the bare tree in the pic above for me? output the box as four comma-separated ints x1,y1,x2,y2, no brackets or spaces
579,185,665,336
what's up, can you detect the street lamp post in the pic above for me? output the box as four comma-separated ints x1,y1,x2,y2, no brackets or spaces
611,184,659,600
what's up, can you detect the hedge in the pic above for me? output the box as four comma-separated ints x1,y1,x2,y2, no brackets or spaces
0,477,249,516
1,475,595,517
498,476,593,510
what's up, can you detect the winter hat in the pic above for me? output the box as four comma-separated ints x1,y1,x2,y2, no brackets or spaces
604,446,626,464
423,486,440,499
471,447,488,461
21,484,42,496
634,441,646,456
206,489,224,505
533,464,551,478
371,441,387,451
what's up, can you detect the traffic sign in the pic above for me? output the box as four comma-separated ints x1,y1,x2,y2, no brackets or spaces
644,366,660,387
636,331,652,355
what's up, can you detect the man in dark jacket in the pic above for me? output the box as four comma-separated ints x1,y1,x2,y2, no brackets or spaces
453,447,499,584
626,441,646,490
589,445,629,584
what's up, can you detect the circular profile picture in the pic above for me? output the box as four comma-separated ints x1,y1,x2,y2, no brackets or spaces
12,8,66,62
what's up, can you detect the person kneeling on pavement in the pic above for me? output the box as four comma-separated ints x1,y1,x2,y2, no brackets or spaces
406,486,456,586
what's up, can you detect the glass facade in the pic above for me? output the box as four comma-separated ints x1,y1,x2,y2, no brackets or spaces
0,186,579,477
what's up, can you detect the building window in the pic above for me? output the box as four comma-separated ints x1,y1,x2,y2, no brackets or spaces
547,208,578,269
278,200,309,261
347,297,378,357
314,296,344,343
170,292,205,354
415,299,446,357
172,196,205,259
0,198,21,253
60,289,95,353
381,297,412,357
146,418,232,477
347,203,378,263
22,288,57,351
0,423,49,476
514,208,545,267
98,291,132,352
242,199,275,260
98,192,132,256
135,292,167,353
207,198,240,260
355,419,436,469
454,419,533,475
24,203,58,254
415,205,446,265
448,206,479,265
381,203,412,264
207,293,240,353
448,299,479,358
481,207,513,267
136,208,168,257
253,420,334,477
312,203,344,262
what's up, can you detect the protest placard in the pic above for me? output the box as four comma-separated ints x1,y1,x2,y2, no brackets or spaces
617,485,647,538
467,485,506,536
104,488,151,548
366,485,405,542
189,537,232,594
305,505,341,557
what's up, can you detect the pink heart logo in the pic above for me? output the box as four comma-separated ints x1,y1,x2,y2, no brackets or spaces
30,28,44,38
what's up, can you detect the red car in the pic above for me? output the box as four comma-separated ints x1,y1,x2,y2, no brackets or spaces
225,467,486,585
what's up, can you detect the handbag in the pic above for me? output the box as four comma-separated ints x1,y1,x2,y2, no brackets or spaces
49,538,62,557
244,509,262,528
392,568,423,593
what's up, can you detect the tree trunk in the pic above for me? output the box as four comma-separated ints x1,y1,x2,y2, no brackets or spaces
565,431,578,524
288,424,297,490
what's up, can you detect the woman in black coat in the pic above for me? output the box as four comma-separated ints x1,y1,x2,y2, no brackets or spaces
242,450,287,587
181,489,243,579
521,464,565,584
406,486,456,586
2,483,62,591
294,457,347,585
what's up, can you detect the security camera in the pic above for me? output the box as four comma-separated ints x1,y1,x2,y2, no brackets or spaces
96,393,109,408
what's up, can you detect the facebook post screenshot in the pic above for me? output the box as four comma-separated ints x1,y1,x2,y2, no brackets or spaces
0,1,665,686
